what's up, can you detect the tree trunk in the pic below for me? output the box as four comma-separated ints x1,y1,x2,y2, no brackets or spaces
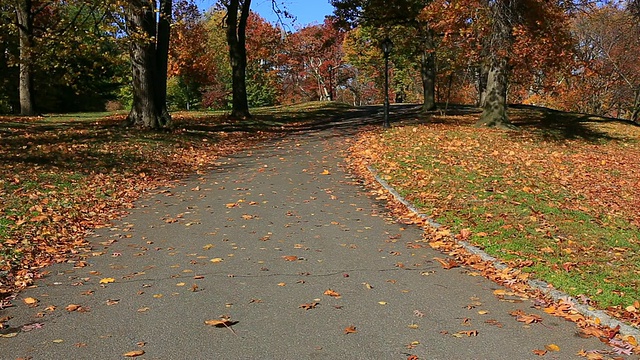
631,88,640,123
125,0,172,129
155,0,172,124
420,30,436,112
478,63,489,107
226,0,251,118
476,0,514,129
15,0,35,116
421,48,436,111
477,56,512,128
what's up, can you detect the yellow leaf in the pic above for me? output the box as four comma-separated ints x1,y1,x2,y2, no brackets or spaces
153,294,163,298
544,344,560,352
478,310,489,315
52,339,64,343
625,336,638,346
23,297,38,306
378,301,387,305
123,350,145,357
321,169,331,175
176,283,185,287
408,324,419,329
277,282,286,286
203,244,214,250
99,277,115,284
210,258,223,263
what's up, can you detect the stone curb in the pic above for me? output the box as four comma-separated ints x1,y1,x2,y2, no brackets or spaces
367,165,640,339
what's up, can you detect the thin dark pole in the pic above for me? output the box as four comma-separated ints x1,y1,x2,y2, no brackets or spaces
383,53,390,128
329,66,334,101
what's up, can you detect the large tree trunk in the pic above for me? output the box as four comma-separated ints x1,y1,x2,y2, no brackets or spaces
420,30,436,112
478,63,489,107
155,0,172,124
421,48,436,111
476,0,514,129
125,0,172,129
226,0,251,118
15,0,35,116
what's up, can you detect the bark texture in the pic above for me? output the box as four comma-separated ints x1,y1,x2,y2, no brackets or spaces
15,0,35,116
420,34,436,112
477,0,515,129
226,0,251,118
126,0,172,129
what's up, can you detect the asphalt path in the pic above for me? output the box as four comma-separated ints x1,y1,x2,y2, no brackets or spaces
1,111,631,359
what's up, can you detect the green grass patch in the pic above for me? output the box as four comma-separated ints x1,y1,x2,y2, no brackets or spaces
359,105,640,309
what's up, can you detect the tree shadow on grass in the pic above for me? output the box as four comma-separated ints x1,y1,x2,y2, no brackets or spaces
509,104,639,143
0,103,394,175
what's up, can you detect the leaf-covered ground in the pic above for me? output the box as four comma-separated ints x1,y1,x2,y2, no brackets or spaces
0,102,353,297
346,105,640,328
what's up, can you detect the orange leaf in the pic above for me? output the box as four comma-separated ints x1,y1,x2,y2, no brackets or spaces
299,302,319,310
324,289,341,297
434,257,459,269
344,325,357,334
65,304,81,312
123,350,145,357
282,255,298,262
532,349,547,356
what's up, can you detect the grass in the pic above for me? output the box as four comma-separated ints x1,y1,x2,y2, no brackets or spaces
350,105,640,310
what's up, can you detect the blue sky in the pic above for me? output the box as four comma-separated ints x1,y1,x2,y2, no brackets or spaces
196,0,335,28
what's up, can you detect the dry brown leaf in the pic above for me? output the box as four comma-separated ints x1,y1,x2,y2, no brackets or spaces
532,349,547,356
204,318,234,327
123,350,145,357
65,304,81,312
434,257,459,269
299,302,319,310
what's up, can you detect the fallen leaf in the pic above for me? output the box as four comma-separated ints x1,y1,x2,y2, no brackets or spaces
434,257,459,269
210,258,224,263
452,330,478,337
65,304,81,312
510,310,542,324
106,299,120,306
324,289,341,297
23,297,38,306
321,169,331,175
99,278,115,284
532,349,547,356
544,344,560,352
204,318,234,327
344,325,357,334
123,350,145,357
277,282,286,287
282,255,298,262
299,302,319,310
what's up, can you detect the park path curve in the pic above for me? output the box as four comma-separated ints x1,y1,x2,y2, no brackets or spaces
0,115,626,359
